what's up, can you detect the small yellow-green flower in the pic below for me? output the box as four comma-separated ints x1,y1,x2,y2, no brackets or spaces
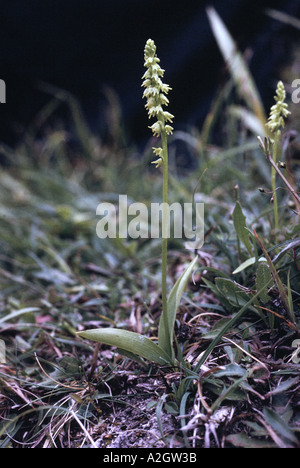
151,146,163,167
266,81,290,133
142,39,174,166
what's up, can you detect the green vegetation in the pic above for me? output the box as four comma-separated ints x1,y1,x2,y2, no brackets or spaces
0,8,299,448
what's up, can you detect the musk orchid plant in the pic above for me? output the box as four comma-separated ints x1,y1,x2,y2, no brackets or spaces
257,81,300,227
142,38,174,357
77,39,198,368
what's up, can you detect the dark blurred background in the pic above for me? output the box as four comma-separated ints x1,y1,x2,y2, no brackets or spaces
0,0,299,147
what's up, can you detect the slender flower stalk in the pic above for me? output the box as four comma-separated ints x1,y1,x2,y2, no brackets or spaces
142,39,174,355
257,135,300,213
265,81,290,231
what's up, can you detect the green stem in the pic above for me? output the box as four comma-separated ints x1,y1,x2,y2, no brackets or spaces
272,131,280,232
161,128,171,355
267,150,300,213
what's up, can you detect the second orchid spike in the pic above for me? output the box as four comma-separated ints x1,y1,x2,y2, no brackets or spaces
266,81,290,133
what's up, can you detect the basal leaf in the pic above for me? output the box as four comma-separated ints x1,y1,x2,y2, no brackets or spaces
256,260,273,303
77,328,172,365
158,256,198,357
233,201,253,255
263,407,299,446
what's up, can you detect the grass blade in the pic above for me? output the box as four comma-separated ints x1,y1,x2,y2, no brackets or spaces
265,8,300,30
207,6,266,128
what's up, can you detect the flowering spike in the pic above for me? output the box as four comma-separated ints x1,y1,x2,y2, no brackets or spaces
142,39,174,153
266,81,290,133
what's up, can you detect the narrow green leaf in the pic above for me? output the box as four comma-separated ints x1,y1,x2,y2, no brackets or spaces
256,261,273,303
232,256,256,274
213,363,247,378
77,328,172,365
266,377,299,396
210,375,247,412
156,394,168,443
287,269,295,324
233,201,253,255
253,230,293,322
158,256,198,357
227,433,275,448
263,408,298,446
179,391,191,448
215,277,250,307
202,317,234,340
